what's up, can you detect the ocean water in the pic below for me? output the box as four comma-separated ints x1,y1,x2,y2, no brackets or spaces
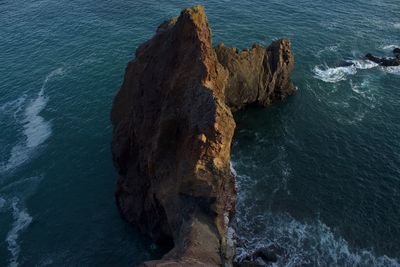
1,0,399,266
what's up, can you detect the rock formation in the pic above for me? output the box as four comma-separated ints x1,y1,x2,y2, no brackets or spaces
215,41,295,111
365,48,400,67
110,5,295,267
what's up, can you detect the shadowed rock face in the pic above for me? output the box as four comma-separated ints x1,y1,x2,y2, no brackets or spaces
215,41,295,111
111,5,294,267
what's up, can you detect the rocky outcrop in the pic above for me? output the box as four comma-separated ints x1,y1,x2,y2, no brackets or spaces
111,5,294,267
215,41,295,111
365,48,400,66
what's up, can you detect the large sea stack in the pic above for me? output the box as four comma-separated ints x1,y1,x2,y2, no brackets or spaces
111,6,295,267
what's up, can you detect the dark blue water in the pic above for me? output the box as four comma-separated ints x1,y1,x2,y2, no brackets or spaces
1,1,399,266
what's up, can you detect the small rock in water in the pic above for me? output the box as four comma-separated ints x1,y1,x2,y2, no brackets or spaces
234,244,285,267
365,53,400,67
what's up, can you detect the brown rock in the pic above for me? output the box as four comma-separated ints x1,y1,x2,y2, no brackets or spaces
110,5,295,267
215,40,295,111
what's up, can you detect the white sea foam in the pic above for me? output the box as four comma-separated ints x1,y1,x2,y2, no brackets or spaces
0,68,64,173
346,59,378,70
383,66,400,75
235,196,400,267
6,198,32,267
394,23,400,29
313,65,357,83
233,155,400,267
0,176,42,266
0,97,26,117
235,212,400,267
381,44,398,51
230,161,237,177
313,59,380,83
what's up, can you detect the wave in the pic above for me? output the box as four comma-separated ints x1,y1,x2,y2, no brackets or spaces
233,156,400,267
383,66,400,75
0,68,64,174
313,65,357,83
394,23,400,29
313,60,381,83
235,211,400,267
381,45,398,51
346,59,378,70
6,198,33,267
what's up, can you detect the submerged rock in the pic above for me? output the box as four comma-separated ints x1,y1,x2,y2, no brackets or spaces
111,5,295,267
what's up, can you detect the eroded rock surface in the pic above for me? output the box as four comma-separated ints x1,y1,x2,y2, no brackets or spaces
215,41,295,111
111,5,295,267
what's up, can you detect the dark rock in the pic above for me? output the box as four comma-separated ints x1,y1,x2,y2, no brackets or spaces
394,48,400,59
253,248,278,263
365,53,400,67
233,245,285,267
215,40,295,111
340,61,355,67
111,5,295,267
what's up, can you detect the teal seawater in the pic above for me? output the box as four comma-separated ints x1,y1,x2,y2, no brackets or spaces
1,0,399,266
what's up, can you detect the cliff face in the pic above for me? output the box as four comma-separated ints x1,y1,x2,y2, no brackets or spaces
215,41,295,111
111,6,294,267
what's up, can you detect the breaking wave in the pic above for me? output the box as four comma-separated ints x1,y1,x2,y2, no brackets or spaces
235,210,400,267
381,44,398,51
312,65,357,83
346,59,379,70
233,164,400,267
313,59,383,83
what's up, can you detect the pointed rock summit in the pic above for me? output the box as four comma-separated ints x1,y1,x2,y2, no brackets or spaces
111,6,295,267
